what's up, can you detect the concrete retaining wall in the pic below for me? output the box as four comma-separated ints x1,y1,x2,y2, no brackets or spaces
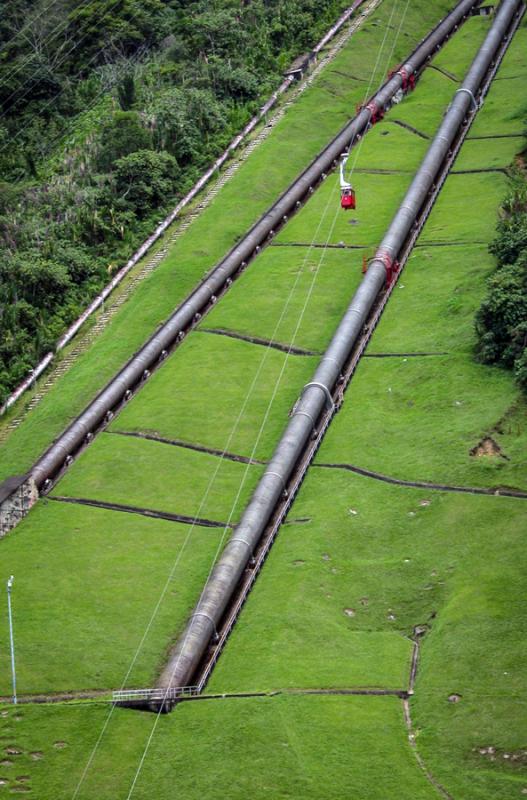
0,475,38,537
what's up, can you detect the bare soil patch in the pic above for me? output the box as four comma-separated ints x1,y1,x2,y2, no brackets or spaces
470,436,507,458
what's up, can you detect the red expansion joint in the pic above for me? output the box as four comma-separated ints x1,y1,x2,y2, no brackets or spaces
366,100,384,124
397,67,416,92
376,251,400,285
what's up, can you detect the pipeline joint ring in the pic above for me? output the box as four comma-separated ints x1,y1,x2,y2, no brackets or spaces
455,87,479,111
190,611,218,639
230,536,253,552
265,470,287,490
303,381,334,410
292,409,317,427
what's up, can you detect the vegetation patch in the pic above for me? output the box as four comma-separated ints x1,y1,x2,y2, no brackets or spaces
0,0,364,401
0,502,224,694
475,169,527,394
0,696,438,799
208,467,525,704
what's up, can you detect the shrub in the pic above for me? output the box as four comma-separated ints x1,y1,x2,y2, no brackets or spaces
113,149,180,214
96,111,152,171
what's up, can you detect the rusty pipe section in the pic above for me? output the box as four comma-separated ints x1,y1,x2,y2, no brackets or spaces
30,0,479,489
157,0,522,698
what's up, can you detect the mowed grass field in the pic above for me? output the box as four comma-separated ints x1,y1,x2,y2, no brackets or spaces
0,696,439,800
0,5,526,800
0,10,493,703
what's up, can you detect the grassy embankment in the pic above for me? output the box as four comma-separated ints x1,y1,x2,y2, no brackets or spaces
207,15,527,800
0,5,485,699
2,9,525,800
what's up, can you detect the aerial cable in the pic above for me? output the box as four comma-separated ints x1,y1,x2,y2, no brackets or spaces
122,3,415,796
123,149,352,800
0,0,129,120
339,0,402,208
0,34,144,187
345,0,411,190
71,56,349,797
71,140,343,799
0,0,70,59
73,3,414,795
0,0,106,88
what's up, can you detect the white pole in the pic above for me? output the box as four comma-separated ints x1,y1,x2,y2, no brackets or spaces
6,576,16,704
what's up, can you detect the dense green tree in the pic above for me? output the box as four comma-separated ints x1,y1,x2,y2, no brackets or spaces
114,149,180,213
476,174,527,394
96,111,153,171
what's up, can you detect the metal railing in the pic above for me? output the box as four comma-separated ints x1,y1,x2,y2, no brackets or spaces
112,686,199,703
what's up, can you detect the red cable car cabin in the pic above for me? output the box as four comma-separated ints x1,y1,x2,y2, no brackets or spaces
341,186,356,210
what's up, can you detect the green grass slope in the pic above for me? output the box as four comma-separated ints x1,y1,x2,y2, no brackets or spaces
0,11,496,707
208,469,525,696
0,502,225,694
0,696,438,799
206,14,527,800
0,7,525,800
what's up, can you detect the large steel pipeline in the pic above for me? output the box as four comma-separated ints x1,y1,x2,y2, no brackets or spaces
30,0,479,489
157,0,523,698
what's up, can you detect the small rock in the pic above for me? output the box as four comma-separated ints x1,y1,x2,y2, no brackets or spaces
359,597,369,606
53,742,67,750
322,553,331,561
419,499,430,507
348,508,358,516
29,753,43,761
404,558,411,563
408,511,416,517
5,749,21,756
448,694,461,703
343,608,355,618
388,613,396,621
